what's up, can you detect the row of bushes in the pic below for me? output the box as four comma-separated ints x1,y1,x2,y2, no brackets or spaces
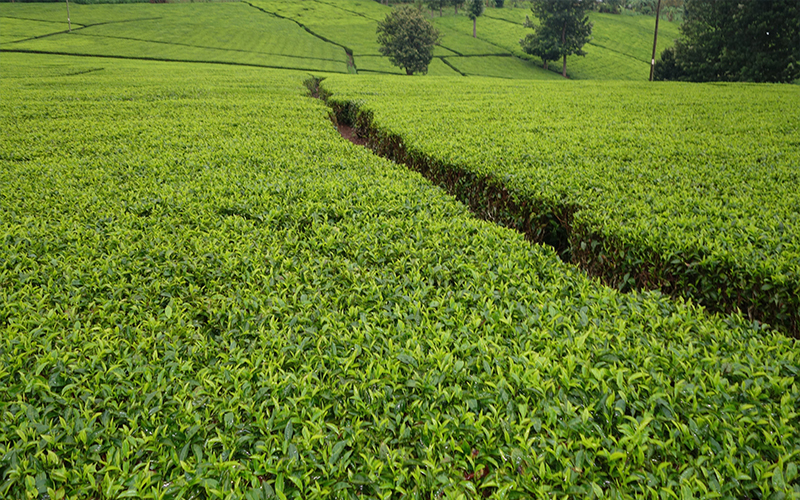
322,77,799,337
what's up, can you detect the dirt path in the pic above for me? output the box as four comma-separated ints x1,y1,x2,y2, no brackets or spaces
336,123,368,146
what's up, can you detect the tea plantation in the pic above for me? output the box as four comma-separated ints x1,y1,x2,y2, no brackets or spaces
322,75,800,337
2,49,799,500
0,0,679,80
2,1,800,499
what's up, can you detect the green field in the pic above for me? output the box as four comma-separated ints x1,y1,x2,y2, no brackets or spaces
1,2,349,73
0,1,679,80
478,6,681,79
323,75,800,336
0,0,580,79
2,1,800,499
3,51,799,500
248,0,557,78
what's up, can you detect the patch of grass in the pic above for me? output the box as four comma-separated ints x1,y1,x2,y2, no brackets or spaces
357,55,461,76
0,17,68,44
249,0,386,56
0,2,156,25
481,7,681,79
431,14,510,56
567,12,681,79
444,54,561,79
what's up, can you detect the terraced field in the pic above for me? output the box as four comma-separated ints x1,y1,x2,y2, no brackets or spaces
0,1,679,80
0,2,350,73
0,1,564,79
478,7,681,79
247,0,560,78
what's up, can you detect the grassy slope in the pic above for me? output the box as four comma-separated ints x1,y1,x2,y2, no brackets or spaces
479,6,681,79
250,0,557,78
0,2,349,73
0,17,68,44
1,1,679,80
3,52,799,499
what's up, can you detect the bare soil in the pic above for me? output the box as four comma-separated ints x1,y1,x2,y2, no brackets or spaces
337,123,368,146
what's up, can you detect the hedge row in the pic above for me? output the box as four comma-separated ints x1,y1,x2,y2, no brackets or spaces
322,76,800,337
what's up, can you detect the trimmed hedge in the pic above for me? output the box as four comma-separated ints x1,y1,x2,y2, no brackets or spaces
322,76,800,337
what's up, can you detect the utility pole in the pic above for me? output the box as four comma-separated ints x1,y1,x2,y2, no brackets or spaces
66,0,71,32
649,0,661,81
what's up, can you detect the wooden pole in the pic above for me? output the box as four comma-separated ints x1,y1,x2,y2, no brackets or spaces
66,0,71,32
650,0,662,81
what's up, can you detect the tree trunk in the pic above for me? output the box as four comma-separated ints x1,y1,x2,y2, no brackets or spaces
455,5,458,14
440,6,442,16
543,59,548,70
650,0,662,81
561,22,567,77
473,18,476,37
406,68,413,75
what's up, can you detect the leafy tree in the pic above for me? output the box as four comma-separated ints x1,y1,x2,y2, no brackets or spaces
520,0,593,77
655,0,800,83
495,0,505,7
628,0,684,20
595,0,625,14
377,5,441,75
450,0,465,15
467,0,484,37
520,15,560,70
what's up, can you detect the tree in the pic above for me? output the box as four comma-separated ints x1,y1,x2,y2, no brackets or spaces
520,15,560,70
627,0,684,21
377,5,441,75
654,0,800,83
520,0,593,77
467,0,484,38
594,0,625,14
450,0,465,15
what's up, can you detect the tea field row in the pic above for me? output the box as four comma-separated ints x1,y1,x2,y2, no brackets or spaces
322,75,800,336
2,53,799,499
2,54,799,499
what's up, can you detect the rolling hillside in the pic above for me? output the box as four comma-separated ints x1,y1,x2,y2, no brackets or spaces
1,0,678,80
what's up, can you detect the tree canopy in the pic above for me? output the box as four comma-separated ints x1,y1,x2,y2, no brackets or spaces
377,5,441,75
520,15,560,71
655,0,800,83
425,0,446,17
520,0,593,77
